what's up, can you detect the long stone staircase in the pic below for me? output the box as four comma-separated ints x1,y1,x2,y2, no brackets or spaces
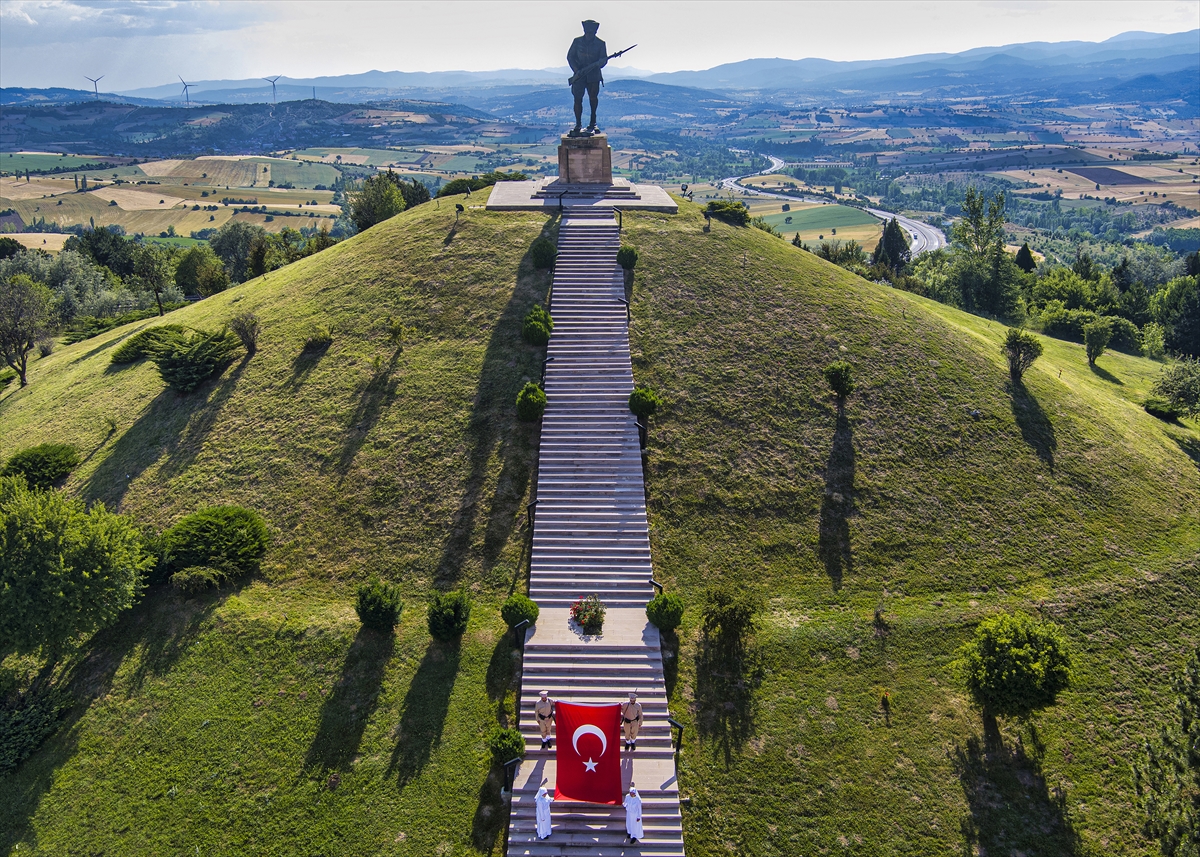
506,210,685,857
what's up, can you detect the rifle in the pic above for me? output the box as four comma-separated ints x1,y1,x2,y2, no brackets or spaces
568,44,636,87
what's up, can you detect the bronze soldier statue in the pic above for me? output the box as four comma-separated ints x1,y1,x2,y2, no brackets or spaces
567,20,607,136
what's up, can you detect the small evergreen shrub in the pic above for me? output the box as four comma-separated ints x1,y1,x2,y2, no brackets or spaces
957,611,1072,719
522,305,554,346
616,246,638,271
428,589,471,640
1002,328,1043,380
1143,396,1182,421
646,592,684,632
109,324,186,364
151,327,242,392
530,237,556,270
706,200,750,226
570,594,606,634
701,583,761,645
169,565,226,595
824,360,855,400
0,685,71,775
516,382,547,422
302,324,334,353
628,385,662,419
2,443,80,490
356,577,403,632
501,593,540,629
229,312,260,355
164,506,269,580
37,338,55,358
487,726,525,765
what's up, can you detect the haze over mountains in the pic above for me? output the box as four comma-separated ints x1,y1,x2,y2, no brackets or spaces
4,29,1196,112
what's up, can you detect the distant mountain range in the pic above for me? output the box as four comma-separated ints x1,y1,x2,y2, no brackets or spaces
1,29,1196,115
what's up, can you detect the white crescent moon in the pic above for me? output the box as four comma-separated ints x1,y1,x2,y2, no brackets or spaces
572,724,608,757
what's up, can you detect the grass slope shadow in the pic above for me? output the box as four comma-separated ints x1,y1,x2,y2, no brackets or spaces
817,408,855,590
388,638,461,786
1009,378,1056,470
434,216,558,587
693,631,763,766
304,626,394,771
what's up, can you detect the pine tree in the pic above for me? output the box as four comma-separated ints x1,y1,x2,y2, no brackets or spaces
871,218,911,271
1014,242,1036,273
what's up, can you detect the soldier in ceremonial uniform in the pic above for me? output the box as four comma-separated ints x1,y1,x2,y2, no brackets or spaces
567,20,607,135
535,690,556,749
620,692,643,749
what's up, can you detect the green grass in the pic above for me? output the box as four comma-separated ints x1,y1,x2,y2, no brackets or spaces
0,191,557,855
758,204,879,232
624,203,1200,856
0,152,116,174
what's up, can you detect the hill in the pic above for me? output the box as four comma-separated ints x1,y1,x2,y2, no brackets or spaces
0,196,555,854
622,208,1199,854
2,194,1198,854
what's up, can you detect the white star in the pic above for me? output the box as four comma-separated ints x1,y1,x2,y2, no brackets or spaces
583,757,598,772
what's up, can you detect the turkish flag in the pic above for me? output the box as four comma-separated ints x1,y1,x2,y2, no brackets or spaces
554,702,622,804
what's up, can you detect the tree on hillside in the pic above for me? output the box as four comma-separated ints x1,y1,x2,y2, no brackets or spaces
1002,328,1043,381
0,237,22,261
348,174,406,233
871,217,911,271
957,611,1072,720
1084,317,1112,366
130,243,173,316
1014,242,1036,273
1133,647,1200,857
950,187,1021,318
210,220,267,284
63,225,135,279
1152,358,1200,417
174,245,228,298
0,476,150,655
0,273,55,387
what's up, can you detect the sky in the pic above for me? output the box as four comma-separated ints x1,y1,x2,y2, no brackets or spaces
1,0,1198,91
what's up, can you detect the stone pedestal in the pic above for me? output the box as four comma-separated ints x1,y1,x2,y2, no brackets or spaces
557,134,612,184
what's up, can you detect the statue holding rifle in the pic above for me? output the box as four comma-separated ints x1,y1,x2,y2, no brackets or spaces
566,20,635,137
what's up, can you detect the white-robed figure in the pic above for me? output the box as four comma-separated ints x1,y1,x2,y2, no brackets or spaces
535,785,554,840
623,786,643,844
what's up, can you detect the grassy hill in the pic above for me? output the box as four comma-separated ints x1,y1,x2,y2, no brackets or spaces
623,207,1199,855
2,193,1197,855
1,194,554,855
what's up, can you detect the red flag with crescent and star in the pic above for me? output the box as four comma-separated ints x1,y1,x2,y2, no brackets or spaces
554,701,622,804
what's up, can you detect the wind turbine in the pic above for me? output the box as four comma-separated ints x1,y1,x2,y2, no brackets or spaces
178,75,194,105
263,75,281,104
85,75,104,100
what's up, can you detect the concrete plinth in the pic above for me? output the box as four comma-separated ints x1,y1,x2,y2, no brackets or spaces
558,134,613,185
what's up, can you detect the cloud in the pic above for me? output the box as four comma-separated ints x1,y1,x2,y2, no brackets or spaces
1,0,271,43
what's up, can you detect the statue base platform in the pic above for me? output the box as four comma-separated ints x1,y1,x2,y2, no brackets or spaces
485,176,677,212
557,133,612,184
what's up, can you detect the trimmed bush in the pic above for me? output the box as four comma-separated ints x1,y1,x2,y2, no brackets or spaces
617,246,638,271
2,443,79,490
487,726,525,765
570,594,606,634
1002,328,1043,381
530,237,556,270
522,305,554,346
628,385,662,419
646,592,684,632
151,327,242,392
1143,395,1182,421
356,577,403,632
0,685,71,775
109,324,185,365
163,506,269,580
170,565,226,595
957,611,1073,719
824,360,855,400
706,200,750,226
501,593,540,629
428,589,471,640
516,382,547,422
229,312,260,355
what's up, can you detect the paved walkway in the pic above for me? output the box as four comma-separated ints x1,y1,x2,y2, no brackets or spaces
506,210,685,857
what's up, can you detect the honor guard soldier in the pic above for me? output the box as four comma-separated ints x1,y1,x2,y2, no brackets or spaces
620,692,643,749
535,690,556,749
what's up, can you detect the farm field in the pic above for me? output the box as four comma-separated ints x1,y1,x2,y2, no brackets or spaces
8,232,70,251
0,151,128,174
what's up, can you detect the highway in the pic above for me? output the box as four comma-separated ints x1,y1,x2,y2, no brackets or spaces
716,156,946,255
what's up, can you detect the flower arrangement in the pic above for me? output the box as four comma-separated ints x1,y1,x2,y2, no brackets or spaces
570,594,606,635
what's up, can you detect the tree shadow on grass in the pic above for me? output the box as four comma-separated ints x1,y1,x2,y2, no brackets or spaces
304,627,394,771
1170,432,1200,469
471,766,508,855
953,717,1082,856
1008,378,1056,471
286,342,329,391
1088,362,1123,385
485,634,519,724
331,346,403,475
434,216,558,587
81,356,249,511
693,634,763,767
817,408,855,590
1,585,223,851
388,638,461,786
